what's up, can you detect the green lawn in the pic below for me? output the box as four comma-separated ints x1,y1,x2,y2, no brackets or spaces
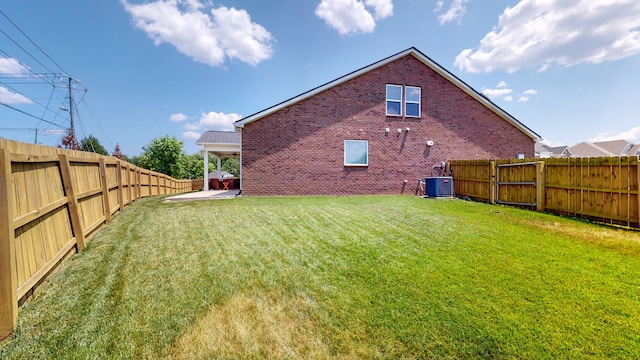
2,195,640,359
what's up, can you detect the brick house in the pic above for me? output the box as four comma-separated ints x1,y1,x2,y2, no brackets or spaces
234,47,540,196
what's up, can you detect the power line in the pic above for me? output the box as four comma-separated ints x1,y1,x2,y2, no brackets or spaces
0,28,55,74
0,102,65,128
0,9,68,75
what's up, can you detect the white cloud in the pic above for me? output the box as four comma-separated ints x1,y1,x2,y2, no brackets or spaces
482,81,537,103
182,131,201,140
482,87,512,99
199,111,241,131
122,0,273,66
517,89,538,102
435,0,470,25
210,6,275,65
365,0,394,19
184,122,201,131
589,126,640,143
183,111,242,132
539,138,566,147
434,0,444,13
454,0,640,73
170,113,188,122
0,57,30,76
0,86,32,104
315,0,393,35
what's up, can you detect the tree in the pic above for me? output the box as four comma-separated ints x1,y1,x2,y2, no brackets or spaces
80,135,108,155
59,128,80,150
221,158,239,176
140,136,186,178
112,143,127,161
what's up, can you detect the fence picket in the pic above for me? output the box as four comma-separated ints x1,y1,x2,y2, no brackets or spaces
451,156,640,229
0,149,18,339
0,138,194,338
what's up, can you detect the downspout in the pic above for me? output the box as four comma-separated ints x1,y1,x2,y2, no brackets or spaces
239,130,242,194
203,148,209,191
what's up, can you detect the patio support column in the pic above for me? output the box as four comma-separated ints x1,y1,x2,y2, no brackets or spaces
203,149,209,191
217,156,221,180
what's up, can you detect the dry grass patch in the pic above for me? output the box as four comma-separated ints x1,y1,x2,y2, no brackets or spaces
170,291,331,359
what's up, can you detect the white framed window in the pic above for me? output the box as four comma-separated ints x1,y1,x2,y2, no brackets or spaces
386,84,402,116
405,86,421,117
344,140,368,166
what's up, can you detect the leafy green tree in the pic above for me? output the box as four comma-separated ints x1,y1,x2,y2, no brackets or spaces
181,152,216,180
130,154,149,169
221,158,239,176
80,135,108,155
140,136,186,178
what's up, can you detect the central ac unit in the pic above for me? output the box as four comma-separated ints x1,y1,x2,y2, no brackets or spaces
424,177,453,197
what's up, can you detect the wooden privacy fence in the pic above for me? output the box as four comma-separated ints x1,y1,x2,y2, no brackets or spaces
0,139,192,339
449,156,640,229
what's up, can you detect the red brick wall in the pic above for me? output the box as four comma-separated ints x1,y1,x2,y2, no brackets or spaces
241,55,535,196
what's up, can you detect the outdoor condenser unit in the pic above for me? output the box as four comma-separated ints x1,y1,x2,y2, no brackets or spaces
424,177,453,197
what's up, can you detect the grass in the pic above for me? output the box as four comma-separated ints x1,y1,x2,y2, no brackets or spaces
1,195,640,359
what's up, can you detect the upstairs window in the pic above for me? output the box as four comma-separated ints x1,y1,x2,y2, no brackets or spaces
386,84,421,117
405,86,421,117
386,84,402,116
344,140,368,166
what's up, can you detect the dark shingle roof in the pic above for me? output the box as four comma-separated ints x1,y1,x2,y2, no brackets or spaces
196,131,241,145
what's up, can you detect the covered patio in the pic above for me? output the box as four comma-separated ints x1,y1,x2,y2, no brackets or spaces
195,131,241,191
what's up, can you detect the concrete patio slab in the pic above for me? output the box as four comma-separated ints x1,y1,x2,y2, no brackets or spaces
163,189,240,202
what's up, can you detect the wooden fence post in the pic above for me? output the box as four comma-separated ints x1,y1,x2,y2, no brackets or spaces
98,158,111,223
536,161,546,212
58,154,85,252
136,169,141,200
116,161,124,212
127,165,133,205
0,149,18,339
490,161,496,204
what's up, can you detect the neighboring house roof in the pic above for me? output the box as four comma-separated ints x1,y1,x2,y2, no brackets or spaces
569,142,615,157
536,143,571,158
629,144,640,155
234,47,540,141
595,139,633,155
569,140,637,157
196,130,241,145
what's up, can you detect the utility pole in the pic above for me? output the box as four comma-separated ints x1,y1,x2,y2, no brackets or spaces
68,77,74,138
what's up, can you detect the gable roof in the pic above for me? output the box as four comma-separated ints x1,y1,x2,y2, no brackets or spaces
195,130,241,145
569,142,615,157
234,47,540,140
595,139,633,155
569,140,637,158
536,142,571,157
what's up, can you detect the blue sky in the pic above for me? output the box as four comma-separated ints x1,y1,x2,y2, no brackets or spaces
0,0,639,155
